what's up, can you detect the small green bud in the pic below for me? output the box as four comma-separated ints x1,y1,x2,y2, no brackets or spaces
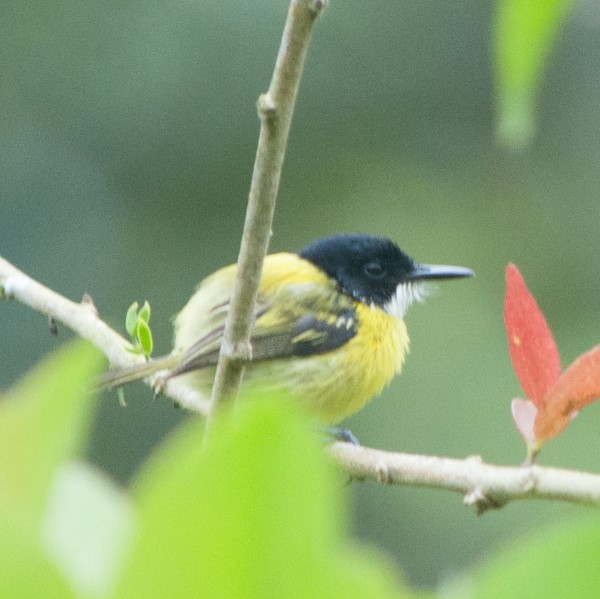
125,302,139,337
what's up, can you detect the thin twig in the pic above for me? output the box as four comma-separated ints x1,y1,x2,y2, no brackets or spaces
3,254,600,511
207,0,327,424
0,257,133,367
0,257,208,412
330,443,600,514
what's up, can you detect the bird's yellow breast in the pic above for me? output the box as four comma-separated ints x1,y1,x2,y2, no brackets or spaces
249,259,409,423
341,302,408,415
300,302,408,423
238,302,408,423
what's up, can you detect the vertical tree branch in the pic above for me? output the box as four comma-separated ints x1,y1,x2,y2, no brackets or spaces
207,0,327,422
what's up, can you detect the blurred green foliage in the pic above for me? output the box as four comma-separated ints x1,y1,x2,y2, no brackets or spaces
0,342,411,598
494,0,575,148
2,0,600,590
117,396,409,599
0,341,102,534
4,335,600,598
472,513,600,598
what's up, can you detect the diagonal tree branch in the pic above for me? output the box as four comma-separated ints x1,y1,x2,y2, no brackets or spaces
0,257,209,413
0,257,134,367
207,0,327,424
2,255,600,513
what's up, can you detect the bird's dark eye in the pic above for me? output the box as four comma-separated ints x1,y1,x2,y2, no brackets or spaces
364,260,387,279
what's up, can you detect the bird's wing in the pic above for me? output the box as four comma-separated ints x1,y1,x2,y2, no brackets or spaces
169,281,358,379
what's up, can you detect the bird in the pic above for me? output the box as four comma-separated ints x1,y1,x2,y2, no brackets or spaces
98,234,473,424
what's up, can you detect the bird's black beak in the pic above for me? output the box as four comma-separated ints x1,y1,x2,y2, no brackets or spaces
404,264,474,281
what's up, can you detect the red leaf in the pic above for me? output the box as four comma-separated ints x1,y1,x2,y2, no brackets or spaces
504,264,560,408
534,345,600,443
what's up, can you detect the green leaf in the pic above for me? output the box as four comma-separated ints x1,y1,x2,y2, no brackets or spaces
125,302,139,337
41,461,135,598
116,397,410,598
0,510,75,599
135,319,153,358
0,340,102,534
137,301,151,324
494,0,574,149
0,341,105,597
472,514,600,598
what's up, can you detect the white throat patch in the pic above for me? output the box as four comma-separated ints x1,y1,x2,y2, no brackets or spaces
383,282,433,319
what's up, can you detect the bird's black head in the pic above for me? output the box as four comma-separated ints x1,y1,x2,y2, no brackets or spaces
299,234,416,306
299,234,473,312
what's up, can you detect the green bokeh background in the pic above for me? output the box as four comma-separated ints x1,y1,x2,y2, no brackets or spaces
2,0,600,588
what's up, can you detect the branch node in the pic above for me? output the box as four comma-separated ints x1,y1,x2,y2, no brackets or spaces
520,466,537,494
81,293,99,317
464,488,506,515
308,0,327,15
221,340,253,363
257,93,277,119
463,488,485,507
375,460,393,485
2,277,18,300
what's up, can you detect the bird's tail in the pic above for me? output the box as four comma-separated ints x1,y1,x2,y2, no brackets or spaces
93,354,179,390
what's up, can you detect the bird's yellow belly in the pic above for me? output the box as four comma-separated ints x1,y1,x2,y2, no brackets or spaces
300,304,408,423
180,305,408,424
